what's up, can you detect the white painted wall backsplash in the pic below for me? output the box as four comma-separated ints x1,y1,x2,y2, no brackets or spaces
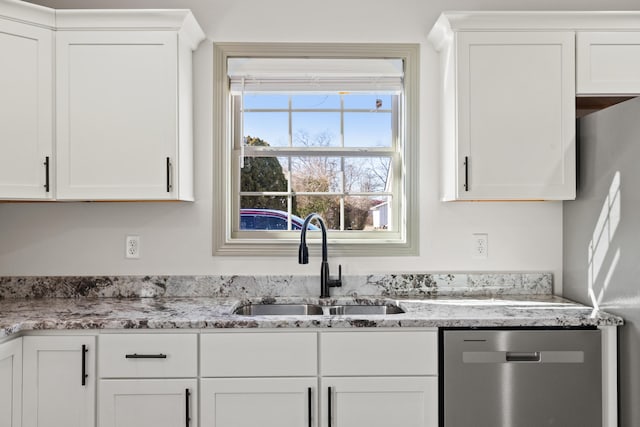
2,0,638,289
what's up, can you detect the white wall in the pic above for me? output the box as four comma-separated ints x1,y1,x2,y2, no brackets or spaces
2,0,638,289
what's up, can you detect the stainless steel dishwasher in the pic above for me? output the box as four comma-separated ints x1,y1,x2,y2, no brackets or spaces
441,328,602,427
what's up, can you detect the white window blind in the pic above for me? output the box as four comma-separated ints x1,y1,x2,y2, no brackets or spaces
227,58,404,93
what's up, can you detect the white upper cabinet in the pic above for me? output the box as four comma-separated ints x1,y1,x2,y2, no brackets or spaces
0,2,204,201
55,11,204,200
429,13,576,201
0,4,54,200
429,12,640,201
577,31,640,95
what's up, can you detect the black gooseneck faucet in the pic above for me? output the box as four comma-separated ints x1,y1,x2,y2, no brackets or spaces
298,213,342,298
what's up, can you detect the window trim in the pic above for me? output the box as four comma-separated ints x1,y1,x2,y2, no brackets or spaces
213,43,420,257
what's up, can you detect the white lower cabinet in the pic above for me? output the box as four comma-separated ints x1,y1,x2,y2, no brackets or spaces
320,331,438,427
200,332,319,427
200,330,438,427
97,333,198,427
22,335,96,427
201,378,317,427
321,377,437,427
11,329,438,427
0,338,22,427
99,379,197,427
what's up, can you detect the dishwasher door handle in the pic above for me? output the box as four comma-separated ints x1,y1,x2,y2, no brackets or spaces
506,352,540,362
463,351,584,364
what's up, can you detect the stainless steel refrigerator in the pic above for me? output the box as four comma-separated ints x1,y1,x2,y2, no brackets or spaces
564,96,640,427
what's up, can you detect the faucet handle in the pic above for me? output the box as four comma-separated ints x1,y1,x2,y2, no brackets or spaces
331,264,342,288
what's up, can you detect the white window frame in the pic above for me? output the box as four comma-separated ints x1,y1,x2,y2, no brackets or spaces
213,43,420,256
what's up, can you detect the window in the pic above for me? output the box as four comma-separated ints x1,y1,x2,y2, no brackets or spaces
213,44,419,256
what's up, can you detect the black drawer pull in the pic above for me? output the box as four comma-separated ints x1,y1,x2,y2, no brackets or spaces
125,353,167,359
185,388,191,426
328,386,332,427
43,156,50,192
464,156,469,191
166,157,172,192
308,387,312,427
81,344,88,386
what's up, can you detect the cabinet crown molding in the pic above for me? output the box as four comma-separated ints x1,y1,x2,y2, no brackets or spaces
429,11,640,50
55,9,205,49
0,1,205,49
0,0,55,28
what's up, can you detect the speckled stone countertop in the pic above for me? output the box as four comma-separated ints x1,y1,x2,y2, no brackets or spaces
0,294,622,339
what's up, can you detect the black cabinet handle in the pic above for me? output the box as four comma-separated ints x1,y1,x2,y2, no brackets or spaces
328,386,332,427
308,387,312,427
166,157,172,192
125,353,167,359
81,344,88,386
43,156,50,192
464,156,469,191
185,388,191,426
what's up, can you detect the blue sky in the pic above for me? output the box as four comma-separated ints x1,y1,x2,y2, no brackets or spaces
242,94,393,148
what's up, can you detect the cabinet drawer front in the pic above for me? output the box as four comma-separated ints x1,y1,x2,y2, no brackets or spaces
577,32,640,95
99,334,197,378
201,332,317,377
320,331,437,376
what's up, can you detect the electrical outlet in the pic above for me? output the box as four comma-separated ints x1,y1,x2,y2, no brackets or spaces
472,233,488,259
125,235,140,259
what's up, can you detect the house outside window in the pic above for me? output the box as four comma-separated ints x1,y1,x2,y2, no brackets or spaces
213,44,419,256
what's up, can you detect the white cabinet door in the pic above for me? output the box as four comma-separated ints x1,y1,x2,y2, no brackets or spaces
23,336,95,427
577,32,640,95
99,379,196,427
55,31,179,200
201,378,317,427
0,338,22,427
320,377,437,427
450,31,575,200
0,18,53,200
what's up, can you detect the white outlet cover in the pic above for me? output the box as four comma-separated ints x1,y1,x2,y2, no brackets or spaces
472,233,488,259
125,235,140,259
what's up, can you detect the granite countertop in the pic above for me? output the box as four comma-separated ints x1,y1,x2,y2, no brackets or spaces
0,294,623,339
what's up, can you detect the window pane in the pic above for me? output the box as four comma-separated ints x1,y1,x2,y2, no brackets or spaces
293,196,341,230
292,113,340,147
239,197,289,230
244,112,289,147
241,156,288,192
292,94,340,109
344,157,391,193
344,112,392,147
291,157,341,193
345,196,391,231
343,94,392,110
243,94,289,109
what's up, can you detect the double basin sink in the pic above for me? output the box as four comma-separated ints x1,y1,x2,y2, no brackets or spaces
233,303,404,316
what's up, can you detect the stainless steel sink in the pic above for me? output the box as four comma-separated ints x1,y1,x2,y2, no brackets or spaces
233,303,404,316
233,304,323,316
326,304,405,315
